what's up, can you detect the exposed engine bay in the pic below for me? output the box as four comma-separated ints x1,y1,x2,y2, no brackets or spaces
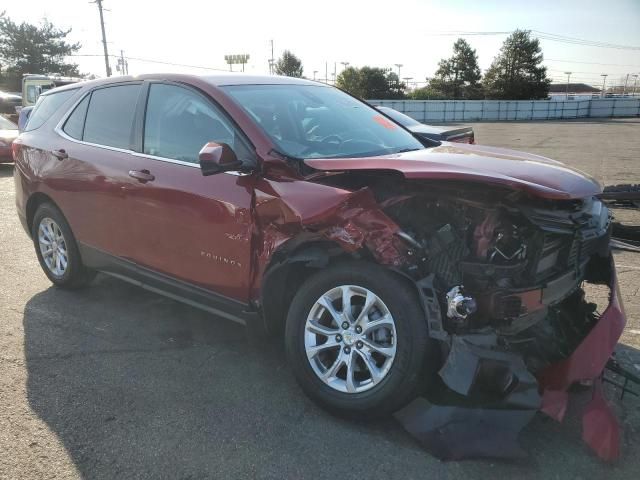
381,182,611,371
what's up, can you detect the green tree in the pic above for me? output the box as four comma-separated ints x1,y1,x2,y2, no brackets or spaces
274,50,303,78
336,66,405,99
0,13,81,91
483,30,550,100
430,38,482,99
409,86,447,100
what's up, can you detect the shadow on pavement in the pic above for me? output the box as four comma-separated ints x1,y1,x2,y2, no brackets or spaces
22,275,423,479
0,164,14,178
22,274,640,478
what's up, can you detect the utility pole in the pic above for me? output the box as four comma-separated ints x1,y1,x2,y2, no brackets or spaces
313,70,318,80
622,73,630,96
116,50,128,75
600,74,608,97
564,72,572,100
268,39,274,74
632,74,639,96
93,0,111,77
325,62,328,84
333,62,336,84
403,77,413,91
340,62,349,72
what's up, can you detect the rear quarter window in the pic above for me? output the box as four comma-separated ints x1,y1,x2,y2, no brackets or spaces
83,84,141,149
24,89,78,132
62,95,90,140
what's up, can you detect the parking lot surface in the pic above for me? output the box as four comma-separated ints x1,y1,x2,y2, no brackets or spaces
1,119,639,479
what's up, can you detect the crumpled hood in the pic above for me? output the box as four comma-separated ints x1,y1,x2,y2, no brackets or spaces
304,143,601,200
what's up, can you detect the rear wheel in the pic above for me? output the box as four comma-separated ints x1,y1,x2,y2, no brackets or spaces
285,262,437,418
32,203,95,288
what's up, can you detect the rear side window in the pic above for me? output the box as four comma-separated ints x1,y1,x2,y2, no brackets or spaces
62,95,90,140
83,84,140,149
24,89,77,132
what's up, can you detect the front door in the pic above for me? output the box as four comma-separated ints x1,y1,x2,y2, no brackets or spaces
123,82,256,302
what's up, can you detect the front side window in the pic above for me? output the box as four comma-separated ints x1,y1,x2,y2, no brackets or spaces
222,84,424,159
24,89,77,132
143,83,241,164
83,84,141,149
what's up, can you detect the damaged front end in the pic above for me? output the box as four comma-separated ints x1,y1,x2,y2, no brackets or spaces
300,172,625,460
377,182,625,461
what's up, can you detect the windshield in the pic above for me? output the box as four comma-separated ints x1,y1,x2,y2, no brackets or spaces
377,106,422,127
222,84,424,159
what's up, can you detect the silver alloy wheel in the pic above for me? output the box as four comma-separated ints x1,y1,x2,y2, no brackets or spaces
38,217,68,277
304,285,397,393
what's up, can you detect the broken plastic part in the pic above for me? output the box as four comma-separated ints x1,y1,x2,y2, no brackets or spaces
394,398,536,460
396,332,540,460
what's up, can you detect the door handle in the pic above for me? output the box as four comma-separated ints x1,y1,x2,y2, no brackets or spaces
128,169,155,183
51,149,68,160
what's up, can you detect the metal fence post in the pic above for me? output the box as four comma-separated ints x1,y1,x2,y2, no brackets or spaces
612,99,615,118
530,101,534,120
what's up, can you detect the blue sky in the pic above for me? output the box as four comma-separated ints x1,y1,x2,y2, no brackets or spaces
6,0,640,87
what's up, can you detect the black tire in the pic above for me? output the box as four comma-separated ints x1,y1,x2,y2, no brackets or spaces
32,203,96,289
285,261,438,418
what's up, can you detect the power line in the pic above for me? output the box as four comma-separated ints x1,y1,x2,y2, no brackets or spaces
426,30,640,51
532,30,640,51
545,58,640,68
69,53,229,72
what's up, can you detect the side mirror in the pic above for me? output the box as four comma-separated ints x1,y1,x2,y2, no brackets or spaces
198,142,243,176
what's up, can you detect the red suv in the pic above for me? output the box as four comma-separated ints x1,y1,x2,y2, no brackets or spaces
13,74,624,427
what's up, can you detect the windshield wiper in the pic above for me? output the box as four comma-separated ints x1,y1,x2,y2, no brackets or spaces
395,147,422,153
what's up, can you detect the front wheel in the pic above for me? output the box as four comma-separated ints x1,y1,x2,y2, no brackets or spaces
285,262,437,418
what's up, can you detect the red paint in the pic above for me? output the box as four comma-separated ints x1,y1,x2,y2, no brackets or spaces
305,143,601,200
540,389,569,422
582,379,620,461
473,211,499,258
537,256,626,461
538,259,625,390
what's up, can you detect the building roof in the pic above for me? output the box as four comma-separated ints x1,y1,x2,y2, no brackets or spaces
549,83,601,93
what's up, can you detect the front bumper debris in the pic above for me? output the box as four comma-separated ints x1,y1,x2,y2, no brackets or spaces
537,255,626,461
395,255,627,461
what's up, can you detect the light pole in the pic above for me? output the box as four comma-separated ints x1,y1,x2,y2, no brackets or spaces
564,72,572,100
622,73,630,96
340,62,349,72
601,74,608,97
394,63,403,83
632,74,639,96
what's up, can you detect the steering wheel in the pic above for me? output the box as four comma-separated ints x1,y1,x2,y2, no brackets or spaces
320,134,343,145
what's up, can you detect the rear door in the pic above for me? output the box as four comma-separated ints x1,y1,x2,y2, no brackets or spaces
54,82,143,259
123,81,257,302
